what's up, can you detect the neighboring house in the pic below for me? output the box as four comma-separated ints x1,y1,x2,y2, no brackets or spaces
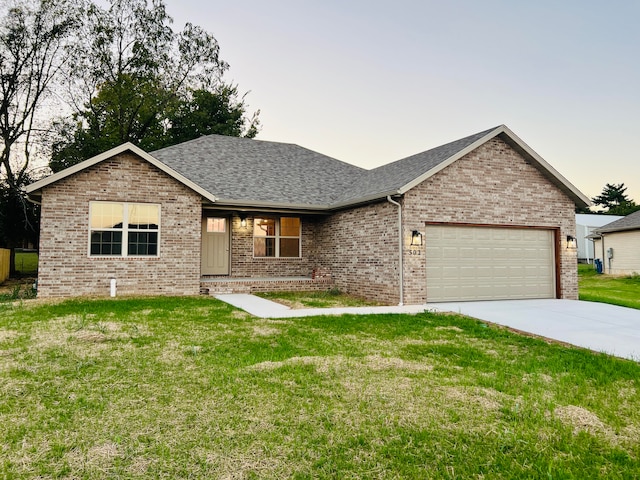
26,125,590,304
591,210,640,275
575,214,623,263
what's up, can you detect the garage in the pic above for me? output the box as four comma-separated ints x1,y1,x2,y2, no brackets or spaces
425,225,556,302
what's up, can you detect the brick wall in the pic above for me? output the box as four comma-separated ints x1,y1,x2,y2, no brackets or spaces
315,201,400,304
402,136,578,304
224,215,319,277
37,153,202,297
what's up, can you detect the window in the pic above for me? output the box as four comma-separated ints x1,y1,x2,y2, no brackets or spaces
206,217,226,233
254,217,300,257
89,202,160,257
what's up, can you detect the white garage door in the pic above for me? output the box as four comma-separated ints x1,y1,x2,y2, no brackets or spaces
425,226,556,302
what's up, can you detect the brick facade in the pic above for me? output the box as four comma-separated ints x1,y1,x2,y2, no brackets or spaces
402,137,577,304
314,201,401,304
35,136,578,303
37,153,202,297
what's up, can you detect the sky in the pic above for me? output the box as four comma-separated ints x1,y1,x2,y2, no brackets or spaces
163,0,640,203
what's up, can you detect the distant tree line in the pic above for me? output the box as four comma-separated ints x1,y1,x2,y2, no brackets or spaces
0,0,259,274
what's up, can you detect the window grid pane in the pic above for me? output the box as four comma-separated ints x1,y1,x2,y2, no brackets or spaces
280,217,300,237
280,238,300,257
254,218,276,237
90,231,122,255
128,231,158,256
206,218,226,233
129,204,159,230
90,202,124,229
254,238,276,257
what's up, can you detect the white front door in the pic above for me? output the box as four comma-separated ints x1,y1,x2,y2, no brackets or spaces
201,217,230,275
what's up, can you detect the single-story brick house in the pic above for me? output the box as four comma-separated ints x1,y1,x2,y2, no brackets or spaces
591,210,640,275
26,125,590,304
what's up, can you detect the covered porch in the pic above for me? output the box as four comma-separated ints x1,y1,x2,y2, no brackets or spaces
200,209,334,295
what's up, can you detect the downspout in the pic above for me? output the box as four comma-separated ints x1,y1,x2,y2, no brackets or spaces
387,196,403,306
601,233,606,273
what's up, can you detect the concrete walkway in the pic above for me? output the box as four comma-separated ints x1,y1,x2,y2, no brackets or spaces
215,294,640,361
215,294,429,318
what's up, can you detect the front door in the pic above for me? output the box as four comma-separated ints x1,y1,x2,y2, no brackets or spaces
201,217,230,275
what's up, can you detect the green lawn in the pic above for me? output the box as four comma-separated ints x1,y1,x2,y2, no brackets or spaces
1,296,639,478
578,264,640,310
14,251,38,275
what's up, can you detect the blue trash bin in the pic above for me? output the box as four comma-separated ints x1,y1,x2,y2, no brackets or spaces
594,259,603,274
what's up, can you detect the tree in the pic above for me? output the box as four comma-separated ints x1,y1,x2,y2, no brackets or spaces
166,86,259,145
591,183,640,216
51,81,260,172
50,0,259,172
0,0,77,273
0,175,39,255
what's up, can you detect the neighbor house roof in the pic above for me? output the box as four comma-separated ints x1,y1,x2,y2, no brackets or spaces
26,124,591,210
595,210,640,234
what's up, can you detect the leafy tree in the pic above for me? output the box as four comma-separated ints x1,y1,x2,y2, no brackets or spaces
166,86,260,145
0,0,77,273
591,183,640,216
50,0,259,172
592,183,630,210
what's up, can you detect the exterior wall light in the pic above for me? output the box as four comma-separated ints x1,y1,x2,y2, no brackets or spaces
411,230,423,246
566,235,577,249
240,216,247,228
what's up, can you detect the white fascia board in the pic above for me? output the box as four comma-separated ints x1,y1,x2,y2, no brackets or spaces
396,124,591,208
25,142,218,203
498,125,591,207
396,126,504,195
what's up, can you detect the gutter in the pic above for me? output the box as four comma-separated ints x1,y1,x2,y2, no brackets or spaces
387,195,403,306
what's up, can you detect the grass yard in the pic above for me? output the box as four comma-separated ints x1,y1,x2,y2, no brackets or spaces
14,251,38,275
578,264,640,310
256,289,382,308
1,297,639,478
0,252,38,302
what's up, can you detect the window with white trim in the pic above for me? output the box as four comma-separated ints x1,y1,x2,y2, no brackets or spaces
253,217,301,257
89,201,160,256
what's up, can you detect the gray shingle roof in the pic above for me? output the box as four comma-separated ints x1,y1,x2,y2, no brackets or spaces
27,124,590,210
596,210,640,233
151,135,365,206
150,127,499,208
334,127,498,204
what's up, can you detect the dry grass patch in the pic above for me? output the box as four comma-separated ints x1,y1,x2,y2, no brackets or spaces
443,386,512,411
554,405,608,435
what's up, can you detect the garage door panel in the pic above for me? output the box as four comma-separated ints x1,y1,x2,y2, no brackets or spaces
426,226,555,302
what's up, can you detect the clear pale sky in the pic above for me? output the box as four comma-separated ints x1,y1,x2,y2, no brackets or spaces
165,0,640,203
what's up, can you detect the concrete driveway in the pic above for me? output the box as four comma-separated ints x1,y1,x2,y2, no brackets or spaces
215,295,640,361
429,299,640,361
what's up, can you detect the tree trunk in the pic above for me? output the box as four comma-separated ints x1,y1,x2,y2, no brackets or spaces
9,246,16,277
